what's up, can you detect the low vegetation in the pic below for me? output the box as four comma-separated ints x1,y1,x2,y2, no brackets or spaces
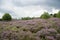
0,18,60,40
0,11,60,40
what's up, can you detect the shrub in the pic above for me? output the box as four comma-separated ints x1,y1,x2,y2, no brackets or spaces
50,14,53,17
2,13,12,21
40,12,51,19
0,19,2,21
56,11,60,18
21,17,33,20
53,13,57,17
50,14,53,16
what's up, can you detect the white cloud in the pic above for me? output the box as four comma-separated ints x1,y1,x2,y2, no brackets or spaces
0,0,60,18
0,12,3,18
12,5,48,18
52,8,59,14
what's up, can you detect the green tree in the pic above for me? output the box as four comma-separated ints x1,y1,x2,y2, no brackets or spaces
2,13,12,21
40,12,51,19
56,11,60,18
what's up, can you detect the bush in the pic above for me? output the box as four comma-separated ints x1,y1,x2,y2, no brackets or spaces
40,12,51,19
53,13,57,17
56,11,60,18
0,19,2,21
50,14,53,16
21,17,33,20
50,14,53,17
2,13,12,21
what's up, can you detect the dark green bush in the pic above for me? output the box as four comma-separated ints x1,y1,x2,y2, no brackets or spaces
40,12,51,19
50,14,53,16
2,13,12,21
50,14,53,17
53,13,57,17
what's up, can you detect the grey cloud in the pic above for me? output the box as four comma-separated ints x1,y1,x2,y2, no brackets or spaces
45,0,60,9
0,0,60,18
0,0,3,5
13,0,60,9
0,8,14,14
13,0,45,7
0,8,17,18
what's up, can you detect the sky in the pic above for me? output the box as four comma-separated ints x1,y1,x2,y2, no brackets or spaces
0,0,60,18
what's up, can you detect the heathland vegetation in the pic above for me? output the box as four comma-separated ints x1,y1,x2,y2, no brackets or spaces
0,11,60,40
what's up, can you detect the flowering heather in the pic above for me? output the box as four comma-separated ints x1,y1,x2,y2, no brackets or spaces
45,36,56,40
0,18,60,40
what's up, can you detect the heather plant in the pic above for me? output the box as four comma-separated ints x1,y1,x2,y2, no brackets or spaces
56,34,60,40
2,13,12,21
10,27,19,31
20,26,30,31
0,15,60,40
56,28,60,33
30,36,41,40
30,26,44,33
36,28,57,38
4,26,19,32
40,12,51,19
0,30,20,40
45,36,55,40
22,35,31,40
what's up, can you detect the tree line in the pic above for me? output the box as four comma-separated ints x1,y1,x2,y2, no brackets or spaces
0,11,60,21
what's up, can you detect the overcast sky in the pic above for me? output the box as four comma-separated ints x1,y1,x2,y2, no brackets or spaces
0,0,60,18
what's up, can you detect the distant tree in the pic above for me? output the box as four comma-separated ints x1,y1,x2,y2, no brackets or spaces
40,12,51,19
50,14,53,17
53,13,57,17
50,14,53,16
2,13,12,21
21,17,33,20
56,11,60,18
